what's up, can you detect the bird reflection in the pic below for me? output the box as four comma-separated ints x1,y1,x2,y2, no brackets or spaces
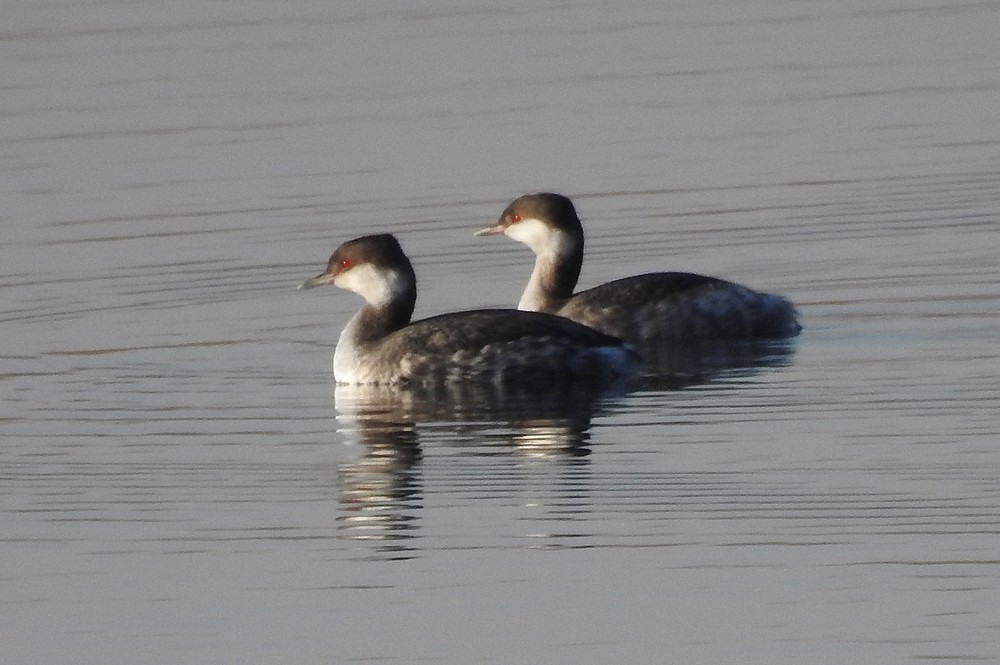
637,337,798,390
335,405,423,561
335,381,612,455
331,337,797,559
333,380,611,560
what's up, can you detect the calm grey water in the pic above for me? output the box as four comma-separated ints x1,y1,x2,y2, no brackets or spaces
3,1,999,663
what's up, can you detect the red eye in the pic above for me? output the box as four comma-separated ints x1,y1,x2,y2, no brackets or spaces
512,213,522,223
339,258,352,271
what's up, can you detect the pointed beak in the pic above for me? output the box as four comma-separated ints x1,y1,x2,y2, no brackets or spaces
474,223,506,237
298,272,336,289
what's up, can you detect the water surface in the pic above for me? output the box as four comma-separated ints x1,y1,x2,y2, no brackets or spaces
3,1,1000,663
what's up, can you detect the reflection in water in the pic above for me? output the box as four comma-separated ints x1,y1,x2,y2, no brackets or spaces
332,340,796,560
638,338,798,390
335,381,609,453
335,406,423,561
4,0,998,659
333,381,609,559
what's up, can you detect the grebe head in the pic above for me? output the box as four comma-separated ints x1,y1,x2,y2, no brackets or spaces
299,234,416,311
476,192,583,260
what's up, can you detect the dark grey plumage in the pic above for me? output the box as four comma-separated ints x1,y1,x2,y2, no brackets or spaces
301,234,638,386
477,192,801,343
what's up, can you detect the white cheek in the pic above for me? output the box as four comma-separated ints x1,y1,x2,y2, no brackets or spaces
505,218,549,254
506,218,572,258
335,265,404,305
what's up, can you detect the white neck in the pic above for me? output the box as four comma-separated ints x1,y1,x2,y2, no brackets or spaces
333,310,364,383
517,255,558,311
507,218,579,313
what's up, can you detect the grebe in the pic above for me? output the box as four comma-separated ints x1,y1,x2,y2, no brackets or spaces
300,234,638,386
476,193,801,343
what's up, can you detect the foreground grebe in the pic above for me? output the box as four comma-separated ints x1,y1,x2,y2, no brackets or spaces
300,234,638,385
476,193,801,342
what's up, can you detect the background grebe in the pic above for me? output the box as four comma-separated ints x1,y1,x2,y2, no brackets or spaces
300,234,638,386
476,192,802,343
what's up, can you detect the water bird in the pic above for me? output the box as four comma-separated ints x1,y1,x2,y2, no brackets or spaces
476,192,801,343
300,234,639,386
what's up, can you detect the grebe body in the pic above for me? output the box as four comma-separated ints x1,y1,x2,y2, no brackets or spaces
301,234,638,386
477,193,801,343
